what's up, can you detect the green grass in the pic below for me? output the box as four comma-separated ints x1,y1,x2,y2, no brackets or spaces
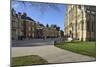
11,55,48,67
55,41,96,57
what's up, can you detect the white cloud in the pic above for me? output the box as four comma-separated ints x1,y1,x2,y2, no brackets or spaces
12,3,19,8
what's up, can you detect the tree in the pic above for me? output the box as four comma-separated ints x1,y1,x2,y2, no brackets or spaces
60,30,64,37
51,24,57,28
56,26,60,31
46,24,49,28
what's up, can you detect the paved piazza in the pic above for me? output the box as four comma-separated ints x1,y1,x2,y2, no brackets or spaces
11,39,95,63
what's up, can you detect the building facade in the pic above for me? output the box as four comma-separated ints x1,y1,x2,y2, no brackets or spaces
43,27,59,38
64,5,96,41
12,8,64,40
11,9,19,40
11,9,36,40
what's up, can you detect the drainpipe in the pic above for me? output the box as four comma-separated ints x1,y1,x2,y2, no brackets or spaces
81,6,84,41
75,5,78,40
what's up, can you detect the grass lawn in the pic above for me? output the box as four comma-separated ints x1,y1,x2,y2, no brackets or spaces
11,55,48,67
55,41,96,57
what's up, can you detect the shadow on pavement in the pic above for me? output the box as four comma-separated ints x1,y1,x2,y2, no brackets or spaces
11,42,54,47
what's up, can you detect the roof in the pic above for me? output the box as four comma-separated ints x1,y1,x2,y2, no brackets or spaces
21,15,35,22
26,17,34,21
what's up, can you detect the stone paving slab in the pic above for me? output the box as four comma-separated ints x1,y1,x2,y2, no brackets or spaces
11,45,95,63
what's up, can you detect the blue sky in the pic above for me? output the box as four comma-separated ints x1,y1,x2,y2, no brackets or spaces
12,1,67,30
